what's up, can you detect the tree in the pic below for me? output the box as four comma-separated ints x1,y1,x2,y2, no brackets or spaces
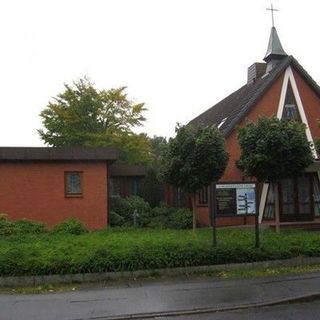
140,136,168,207
161,125,229,231
238,117,313,232
149,135,168,166
38,78,152,164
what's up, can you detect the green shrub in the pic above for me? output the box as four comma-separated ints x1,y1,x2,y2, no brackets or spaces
1,228,320,277
110,196,151,227
13,220,47,234
147,203,174,228
167,208,192,229
52,218,88,235
109,211,125,227
0,217,47,236
0,217,14,236
147,204,192,229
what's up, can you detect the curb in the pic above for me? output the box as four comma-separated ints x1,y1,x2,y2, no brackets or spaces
79,292,320,320
1,256,320,287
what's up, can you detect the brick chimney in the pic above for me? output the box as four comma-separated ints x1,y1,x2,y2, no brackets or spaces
247,62,267,84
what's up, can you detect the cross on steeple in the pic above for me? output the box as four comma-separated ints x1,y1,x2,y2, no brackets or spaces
266,4,278,27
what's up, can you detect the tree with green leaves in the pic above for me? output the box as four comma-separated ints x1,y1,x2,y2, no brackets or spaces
161,125,229,231
38,78,152,164
238,117,313,232
140,136,168,207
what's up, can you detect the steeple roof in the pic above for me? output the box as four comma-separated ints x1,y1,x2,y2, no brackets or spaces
264,26,287,62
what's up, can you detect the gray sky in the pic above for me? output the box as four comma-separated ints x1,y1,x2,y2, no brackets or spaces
0,0,319,146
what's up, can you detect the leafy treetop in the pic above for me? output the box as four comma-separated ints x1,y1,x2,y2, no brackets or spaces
237,117,313,183
161,125,229,195
38,78,151,164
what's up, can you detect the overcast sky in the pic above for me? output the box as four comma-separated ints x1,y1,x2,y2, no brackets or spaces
0,0,319,146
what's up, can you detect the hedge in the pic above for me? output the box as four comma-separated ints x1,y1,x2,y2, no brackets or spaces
0,228,319,276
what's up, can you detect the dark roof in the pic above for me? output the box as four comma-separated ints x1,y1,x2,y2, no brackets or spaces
0,147,118,161
109,164,147,177
189,56,320,137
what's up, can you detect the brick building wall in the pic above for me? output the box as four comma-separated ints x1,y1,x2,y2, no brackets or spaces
0,161,108,230
196,72,285,226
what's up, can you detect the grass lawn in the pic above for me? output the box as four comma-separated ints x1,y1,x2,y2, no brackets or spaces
0,227,320,277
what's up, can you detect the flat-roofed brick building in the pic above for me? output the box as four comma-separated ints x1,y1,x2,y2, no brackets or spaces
0,147,117,230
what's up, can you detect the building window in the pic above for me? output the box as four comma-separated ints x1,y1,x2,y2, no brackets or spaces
110,178,121,198
128,177,143,196
263,183,275,219
65,172,83,197
282,82,300,120
198,186,208,205
173,187,188,208
313,174,320,217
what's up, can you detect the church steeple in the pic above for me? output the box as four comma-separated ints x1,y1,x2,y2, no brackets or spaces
263,26,287,63
263,5,288,72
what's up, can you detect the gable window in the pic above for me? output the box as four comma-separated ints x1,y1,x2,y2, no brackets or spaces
65,171,83,197
282,82,300,120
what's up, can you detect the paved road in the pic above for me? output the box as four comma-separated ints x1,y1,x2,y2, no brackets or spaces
1,272,320,320
160,300,320,319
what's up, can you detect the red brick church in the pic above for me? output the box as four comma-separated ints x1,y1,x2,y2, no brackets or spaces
1,25,320,231
189,26,320,227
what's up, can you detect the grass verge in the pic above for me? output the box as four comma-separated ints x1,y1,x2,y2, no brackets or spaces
2,263,320,295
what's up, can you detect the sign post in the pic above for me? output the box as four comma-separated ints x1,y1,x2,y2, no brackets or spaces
213,182,259,248
209,182,216,247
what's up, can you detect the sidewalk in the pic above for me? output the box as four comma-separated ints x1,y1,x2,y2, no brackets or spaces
1,272,320,320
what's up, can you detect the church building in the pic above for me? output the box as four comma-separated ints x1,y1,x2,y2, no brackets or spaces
189,26,320,227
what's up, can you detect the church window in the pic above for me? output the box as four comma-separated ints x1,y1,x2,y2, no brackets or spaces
263,183,275,219
65,171,83,197
282,82,300,120
313,174,320,217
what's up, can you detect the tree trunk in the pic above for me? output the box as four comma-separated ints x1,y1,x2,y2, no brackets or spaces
274,182,280,233
192,195,196,232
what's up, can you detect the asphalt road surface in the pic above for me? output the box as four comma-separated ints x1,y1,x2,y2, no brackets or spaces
155,300,320,320
1,272,320,320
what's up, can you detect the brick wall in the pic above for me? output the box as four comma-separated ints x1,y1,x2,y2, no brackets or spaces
0,161,108,230
292,68,320,148
196,72,285,226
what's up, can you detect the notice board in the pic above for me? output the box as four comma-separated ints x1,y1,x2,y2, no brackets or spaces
215,183,256,215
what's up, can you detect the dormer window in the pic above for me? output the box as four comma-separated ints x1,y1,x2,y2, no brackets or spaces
218,117,227,129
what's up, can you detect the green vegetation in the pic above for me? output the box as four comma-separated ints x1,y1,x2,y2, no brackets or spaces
0,215,47,236
110,196,192,229
38,78,152,164
238,117,313,182
0,228,320,277
52,219,88,235
238,116,313,232
161,125,229,230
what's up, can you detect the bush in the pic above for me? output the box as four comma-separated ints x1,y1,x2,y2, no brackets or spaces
0,216,47,236
52,218,88,235
110,196,151,227
109,211,125,227
167,208,192,229
148,205,192,229
13,220,47,234
0,228,320,277
110,198,193,229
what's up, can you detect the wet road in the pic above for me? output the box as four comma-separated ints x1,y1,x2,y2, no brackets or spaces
1,272,320,320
